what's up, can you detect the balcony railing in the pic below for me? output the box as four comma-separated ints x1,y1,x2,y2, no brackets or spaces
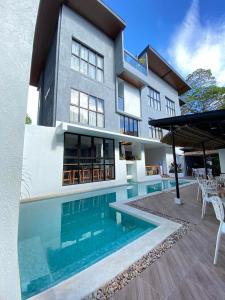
124,50,148,76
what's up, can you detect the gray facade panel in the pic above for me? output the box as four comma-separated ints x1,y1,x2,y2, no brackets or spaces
38,30,58,126
56,5,119,132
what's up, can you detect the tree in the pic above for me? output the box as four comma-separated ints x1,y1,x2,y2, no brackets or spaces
25,114,32,124
181,69,225,114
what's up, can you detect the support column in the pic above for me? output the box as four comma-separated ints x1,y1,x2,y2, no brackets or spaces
218,149,225,174
171,126,183,204
0,1,39,299
202,142,207,178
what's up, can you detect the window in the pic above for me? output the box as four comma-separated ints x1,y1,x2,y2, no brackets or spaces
166,97,176,116
120,115,138,136
117,80,125,111
148,87,161,111
118,97,124,111
63,133,115,185
71,40,104,83
70,89,105,128
149,119,163,140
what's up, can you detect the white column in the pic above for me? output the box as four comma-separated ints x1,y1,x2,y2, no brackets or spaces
0,1,39,299
219,149,225,173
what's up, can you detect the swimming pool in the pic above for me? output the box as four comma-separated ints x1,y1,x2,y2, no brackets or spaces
18,179,189,299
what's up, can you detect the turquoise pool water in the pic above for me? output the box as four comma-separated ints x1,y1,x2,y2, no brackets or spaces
127,179,188,199
18,179,188,299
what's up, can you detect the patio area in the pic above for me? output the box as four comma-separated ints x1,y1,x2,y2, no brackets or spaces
102,183,225,300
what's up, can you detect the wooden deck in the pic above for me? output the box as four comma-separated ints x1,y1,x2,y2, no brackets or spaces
111,184,225,300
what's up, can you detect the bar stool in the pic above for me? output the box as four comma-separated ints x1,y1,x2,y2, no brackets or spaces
63,170,72,185
93,169,100,181
72,170,79,184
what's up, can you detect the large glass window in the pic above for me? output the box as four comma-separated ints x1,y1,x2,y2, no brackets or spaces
166,97,176,116
63,133,115,185
148,87,161,111
117,80,125,111
71,39,104,83
120,115,138,136
70,89,105,128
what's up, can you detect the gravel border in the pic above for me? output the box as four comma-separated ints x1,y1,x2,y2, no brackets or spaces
84,202,194,300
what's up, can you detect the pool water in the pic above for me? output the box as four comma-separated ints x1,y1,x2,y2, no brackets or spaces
127,179,188,199
18,179,188,299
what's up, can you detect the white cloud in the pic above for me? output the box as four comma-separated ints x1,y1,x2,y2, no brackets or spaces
168,0,225,86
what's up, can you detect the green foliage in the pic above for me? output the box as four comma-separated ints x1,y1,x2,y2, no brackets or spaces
169,163,182,173
181,69,225,114
25,114,32,124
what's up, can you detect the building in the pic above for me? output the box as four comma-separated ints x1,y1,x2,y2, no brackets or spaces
22,0,190,199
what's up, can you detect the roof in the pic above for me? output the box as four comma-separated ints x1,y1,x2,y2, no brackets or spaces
149,109,225,150
30,0,126,86
184,150,218,157
139,45,191,95
149,109,225,130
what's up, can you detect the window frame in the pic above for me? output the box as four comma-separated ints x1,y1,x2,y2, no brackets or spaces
148,87,161,111
63,133,115,185
71,39,104,83
70,89,105,128
120,115,139,137
148,118,163,140
166,97,176,116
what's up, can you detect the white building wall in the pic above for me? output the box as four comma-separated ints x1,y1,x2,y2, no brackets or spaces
145,147,167,174
124,81,141,118
22,125,127,200
0,1,39,299
219,149,225,173
145,146,184,176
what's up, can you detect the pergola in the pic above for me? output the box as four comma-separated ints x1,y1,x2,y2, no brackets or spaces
149,109,225,204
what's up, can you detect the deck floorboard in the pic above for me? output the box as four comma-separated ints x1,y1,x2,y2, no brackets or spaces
112,184,225,300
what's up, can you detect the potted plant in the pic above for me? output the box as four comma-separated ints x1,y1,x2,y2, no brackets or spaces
169,163,184,178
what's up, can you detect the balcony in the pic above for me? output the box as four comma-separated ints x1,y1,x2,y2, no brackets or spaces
124,50,148,76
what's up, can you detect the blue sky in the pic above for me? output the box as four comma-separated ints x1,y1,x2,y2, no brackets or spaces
104,0,225,84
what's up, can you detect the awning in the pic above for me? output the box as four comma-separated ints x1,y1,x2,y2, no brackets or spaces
149,109,225,150
56,122,162,147
161,126,225,150
149,109,225,203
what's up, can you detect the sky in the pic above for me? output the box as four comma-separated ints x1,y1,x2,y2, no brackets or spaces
27,0,225,124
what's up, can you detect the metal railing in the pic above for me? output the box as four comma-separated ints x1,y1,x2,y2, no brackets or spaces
124,50,148,76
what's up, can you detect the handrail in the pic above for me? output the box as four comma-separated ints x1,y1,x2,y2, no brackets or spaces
124,50,148,75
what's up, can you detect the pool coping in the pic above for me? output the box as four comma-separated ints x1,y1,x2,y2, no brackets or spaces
21,178,195,204
28,181,196,300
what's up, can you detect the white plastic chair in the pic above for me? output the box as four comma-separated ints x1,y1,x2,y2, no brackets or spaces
200,183,212,218
200,180,218,218
196,177,207,201
196,177,201,201
211,196,225,264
